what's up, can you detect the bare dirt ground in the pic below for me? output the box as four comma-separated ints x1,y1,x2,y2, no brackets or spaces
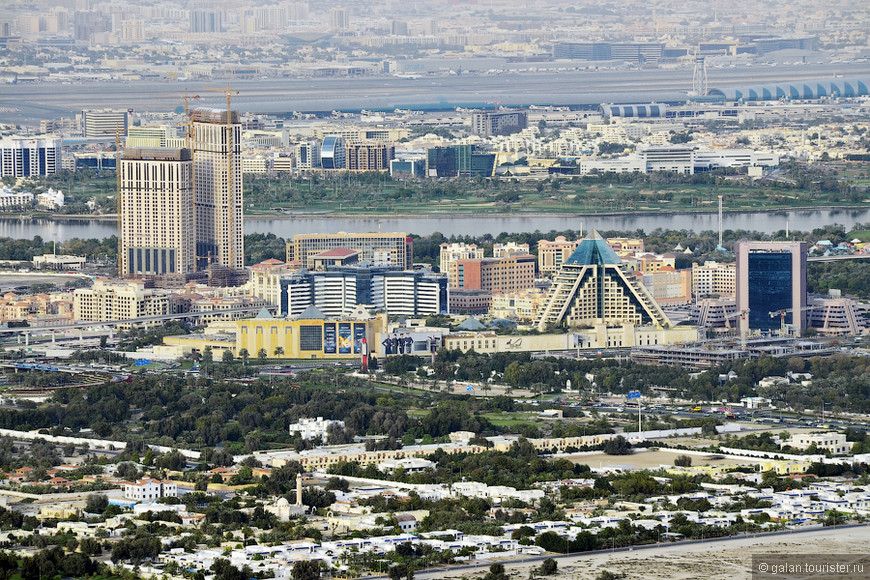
424,526,870,580
563,449,770,471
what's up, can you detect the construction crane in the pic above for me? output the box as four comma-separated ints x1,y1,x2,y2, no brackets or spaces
769,307,813,337
203,85,240,271
154,91,202,261
152,89,201,144
722,308,749,350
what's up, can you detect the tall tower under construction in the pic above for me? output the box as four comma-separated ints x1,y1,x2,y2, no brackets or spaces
190,107,244,271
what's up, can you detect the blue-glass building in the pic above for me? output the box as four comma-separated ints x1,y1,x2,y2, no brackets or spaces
736,242,807,335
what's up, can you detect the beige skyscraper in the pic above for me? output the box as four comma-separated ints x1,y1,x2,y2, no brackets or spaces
118,148,194,276
191,108,244,271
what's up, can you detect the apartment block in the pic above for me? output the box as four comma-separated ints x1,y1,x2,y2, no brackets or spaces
73,279,170,326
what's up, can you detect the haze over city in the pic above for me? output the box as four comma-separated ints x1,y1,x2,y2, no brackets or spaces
0,1,870,579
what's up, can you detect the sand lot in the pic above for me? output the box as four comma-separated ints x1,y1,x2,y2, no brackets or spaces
563,449,770,471
419,526,870,580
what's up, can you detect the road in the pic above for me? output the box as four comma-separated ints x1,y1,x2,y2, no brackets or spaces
359,523,869,580
3,62,870,123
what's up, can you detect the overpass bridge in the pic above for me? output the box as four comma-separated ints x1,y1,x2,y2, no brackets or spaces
808,254,870,263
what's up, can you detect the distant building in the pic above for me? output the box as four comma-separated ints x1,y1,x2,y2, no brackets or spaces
537,236,580,276
81,110,128,138
390,157,426,178
32,254,85,270
124,477,177,501
472,110,528,137
189,9,222,33
346,142,395,171
287,417,345,440
735,242,807,335
426,145,496,177
789,432,848,455
448,254,536,294
321,135,347,169
73,279,170,327
275,266,447,317
639,267,692,306
296,142,320,170
693,261,736,299
235,308,385,360
36,188,64,210
0,187,33,208
493,242,530,258
0,136,61,178
287,232,413,270
440,242,484,276
808,291,869,336
536,231,670,330
553,41,664,63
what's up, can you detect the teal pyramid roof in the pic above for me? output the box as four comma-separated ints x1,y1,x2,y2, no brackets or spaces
564,230,622,266
254,307,274,319
296,305,327,320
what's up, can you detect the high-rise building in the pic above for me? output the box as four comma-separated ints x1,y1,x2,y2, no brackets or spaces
189,9,222,33
118,148,194,277
328,8,348,30
692,261,736,299
448,254,536,294
296,142,320,170
537,236,580,275
273,266,446,317
471,110,528,137
536,231,670,330
346,142,395,171
735,241,807,334
321,135,346,169
439,242,484,275
287,232,413,270
191,108,244,271
81,110,128,138
0,136,61,178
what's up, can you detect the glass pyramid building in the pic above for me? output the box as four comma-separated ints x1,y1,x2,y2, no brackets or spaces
536,231,670,330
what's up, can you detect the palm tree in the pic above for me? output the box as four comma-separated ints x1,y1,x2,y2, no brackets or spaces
257,348,268,363
274,346,284,357
238,348,249,366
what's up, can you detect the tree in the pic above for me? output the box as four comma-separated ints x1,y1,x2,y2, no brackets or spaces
238,348,249,366
274,346,285,357
291,560,322,580
85,494,109,514
539,558,558,575
674,455,693,467
258,348,268,363
222,350,234,364
603,435,632,455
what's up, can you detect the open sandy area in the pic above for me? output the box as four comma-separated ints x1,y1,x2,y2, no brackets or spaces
563,449,772,471
419,526,870,580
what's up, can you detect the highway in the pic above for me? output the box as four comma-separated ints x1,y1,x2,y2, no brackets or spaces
3,62,870,123
393,523,870,580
